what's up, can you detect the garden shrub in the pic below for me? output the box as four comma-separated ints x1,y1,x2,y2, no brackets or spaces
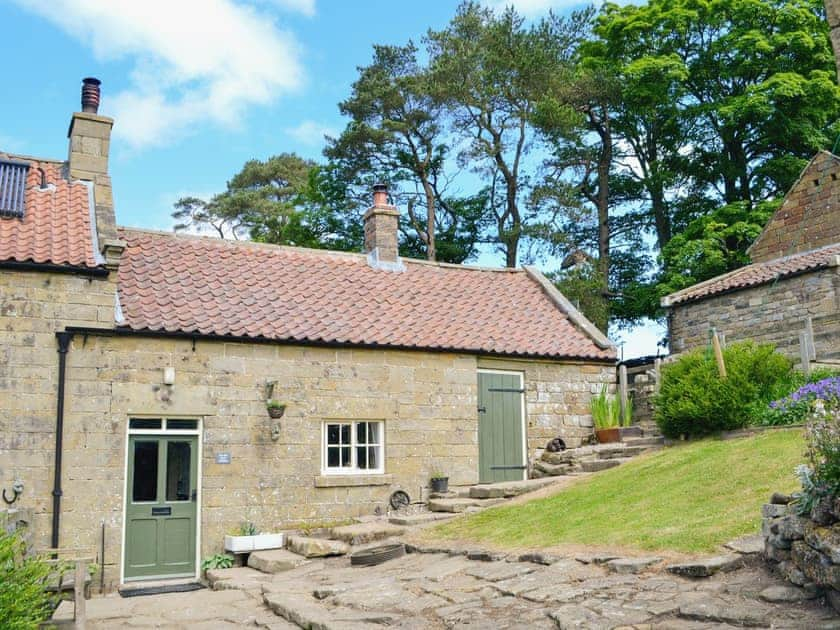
654,342,792,438
0,528,55,630
793,400,840,514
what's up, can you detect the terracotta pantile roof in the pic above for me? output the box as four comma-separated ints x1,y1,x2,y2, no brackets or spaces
116,228,616,361
662,243,840,307
0,156,101,268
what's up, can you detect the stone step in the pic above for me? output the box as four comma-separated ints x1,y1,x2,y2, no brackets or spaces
598,445,649,459
622,436,665,448
533,459,579,477
248,549,310,574
389,512,457,526
427,497,506,513
579,458,626,473
206,566,271,590
329,522,405,545
286,535,350,558
468,477,558,499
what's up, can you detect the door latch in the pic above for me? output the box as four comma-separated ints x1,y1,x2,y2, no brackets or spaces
477,406,486,413
191,490,197,502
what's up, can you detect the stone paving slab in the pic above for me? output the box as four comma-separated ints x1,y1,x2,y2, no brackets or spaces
427,496,506,512
329,521,405,544
389,511,457,526
247,548,310,574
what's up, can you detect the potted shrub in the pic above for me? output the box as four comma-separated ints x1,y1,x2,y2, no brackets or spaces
266,400,286,419
429,472,449,494
592,385,620,443
223,521,285,553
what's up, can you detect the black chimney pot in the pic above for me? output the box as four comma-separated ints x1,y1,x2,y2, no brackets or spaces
81,77,101,114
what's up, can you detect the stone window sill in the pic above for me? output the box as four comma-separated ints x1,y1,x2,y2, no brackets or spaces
314,474,393,488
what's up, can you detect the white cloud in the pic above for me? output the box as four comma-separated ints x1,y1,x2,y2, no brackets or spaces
13,0,307,149
285,120,337,147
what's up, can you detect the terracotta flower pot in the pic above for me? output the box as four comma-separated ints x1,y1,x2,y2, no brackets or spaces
595,428,620,444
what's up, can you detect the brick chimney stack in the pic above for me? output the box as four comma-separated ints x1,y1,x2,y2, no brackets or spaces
68,77,123,268
364,183,401,267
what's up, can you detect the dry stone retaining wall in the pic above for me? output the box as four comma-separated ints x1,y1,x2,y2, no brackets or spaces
762,495,840,612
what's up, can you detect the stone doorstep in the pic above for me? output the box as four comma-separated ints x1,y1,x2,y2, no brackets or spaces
427,497,506,513
468,477,559,499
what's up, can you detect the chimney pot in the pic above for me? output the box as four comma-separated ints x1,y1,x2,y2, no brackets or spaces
372,183,388,207
81,77,101,114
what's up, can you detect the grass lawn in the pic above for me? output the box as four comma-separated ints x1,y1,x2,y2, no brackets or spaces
433,429,804,554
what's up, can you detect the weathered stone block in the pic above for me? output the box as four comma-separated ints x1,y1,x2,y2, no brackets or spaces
803,521,840,564
791,540,840,587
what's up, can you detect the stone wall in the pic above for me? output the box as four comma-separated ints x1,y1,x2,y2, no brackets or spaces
0,268,117,558
668,267,840,361
761,494,840,612
0,267,613,590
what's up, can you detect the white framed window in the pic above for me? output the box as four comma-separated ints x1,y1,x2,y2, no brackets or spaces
322,421,384,474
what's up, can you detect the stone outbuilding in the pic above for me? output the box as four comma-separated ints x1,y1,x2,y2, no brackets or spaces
0,80,616,590
663,151,840,362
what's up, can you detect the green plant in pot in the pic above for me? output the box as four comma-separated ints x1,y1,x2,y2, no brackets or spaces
592,385,621,443
266,399,286,419
430,471,449,494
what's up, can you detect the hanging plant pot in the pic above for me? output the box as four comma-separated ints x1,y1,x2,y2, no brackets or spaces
267,404,286,419
595,428,620,444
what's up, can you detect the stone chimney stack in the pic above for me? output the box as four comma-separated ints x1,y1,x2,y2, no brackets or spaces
364,183,401,268
68,77,123,268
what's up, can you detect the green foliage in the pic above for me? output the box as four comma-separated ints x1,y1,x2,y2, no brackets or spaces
654,342,793,438
0,529,55,630
794,403,840,514
173,155,363,252
265,400,286,410
655,200,779,301
591,384,620,430
201,553,233,571
239,522,258,536
548,266,609,333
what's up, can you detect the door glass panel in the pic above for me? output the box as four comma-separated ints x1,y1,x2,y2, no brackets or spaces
132,441,159,502
166,441,192,501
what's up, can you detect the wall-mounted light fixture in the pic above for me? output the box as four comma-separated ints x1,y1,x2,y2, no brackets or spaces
163,367,175,385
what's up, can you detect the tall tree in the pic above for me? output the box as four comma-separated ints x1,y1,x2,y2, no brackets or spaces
172,154,362,250
426,2,584,267
326,42,487,263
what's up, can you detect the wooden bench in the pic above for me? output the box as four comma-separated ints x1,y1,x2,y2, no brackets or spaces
40,548,95,629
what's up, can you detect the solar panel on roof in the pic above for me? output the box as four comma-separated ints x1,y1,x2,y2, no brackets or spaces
0,159,29,219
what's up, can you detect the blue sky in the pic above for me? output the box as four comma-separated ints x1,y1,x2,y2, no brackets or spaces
0,0,664,357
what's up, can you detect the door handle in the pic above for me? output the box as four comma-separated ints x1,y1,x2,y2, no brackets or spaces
477,406,486,413
191,490,197,502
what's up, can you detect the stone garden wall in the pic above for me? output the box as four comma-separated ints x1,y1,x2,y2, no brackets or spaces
762,494,840,612
668,267,840,361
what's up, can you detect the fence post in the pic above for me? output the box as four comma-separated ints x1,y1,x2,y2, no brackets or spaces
618,364,628,424
711,329,727,378
806,317,816,361
74,559,86,629
800,332,811,377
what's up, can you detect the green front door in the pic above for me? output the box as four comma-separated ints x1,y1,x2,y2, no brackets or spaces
478,371,526,483
125,436,198,580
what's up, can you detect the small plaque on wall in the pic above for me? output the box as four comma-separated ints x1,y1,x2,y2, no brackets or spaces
215,452,231,464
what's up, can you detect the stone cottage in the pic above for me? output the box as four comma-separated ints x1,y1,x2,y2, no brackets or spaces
663,151,840,362
0,79,615,589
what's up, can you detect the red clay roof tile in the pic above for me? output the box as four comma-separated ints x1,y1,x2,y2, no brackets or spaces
117,228,615,361
663,243,840,307
0,157,100,268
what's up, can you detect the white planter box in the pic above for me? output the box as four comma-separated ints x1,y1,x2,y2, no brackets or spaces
224,532,285,553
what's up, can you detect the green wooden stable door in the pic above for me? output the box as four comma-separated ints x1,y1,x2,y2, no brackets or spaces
125,436,197,580
478,371,526,483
